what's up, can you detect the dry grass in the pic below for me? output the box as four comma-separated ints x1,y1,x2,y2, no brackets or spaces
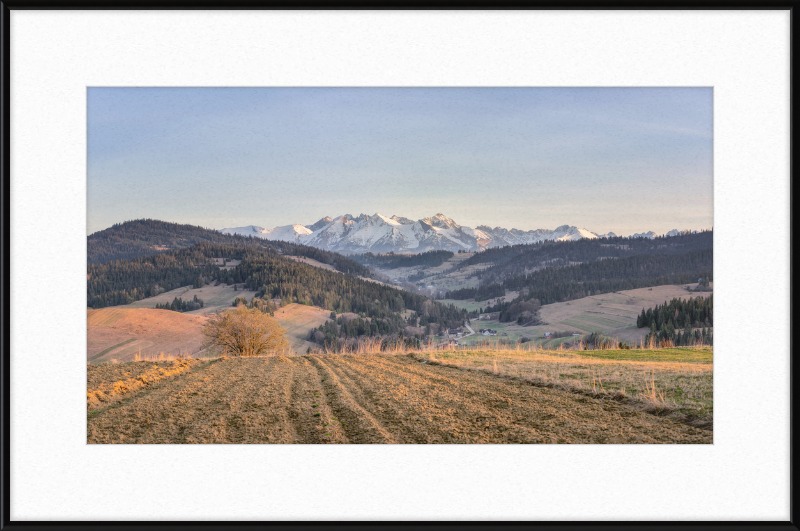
307,337,712,425
133,351,195,362
409,346,713,426
88,355,711,443
87,359,198,410
272,304,332,354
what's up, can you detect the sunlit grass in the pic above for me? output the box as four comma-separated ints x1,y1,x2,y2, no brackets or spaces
410,346,713,424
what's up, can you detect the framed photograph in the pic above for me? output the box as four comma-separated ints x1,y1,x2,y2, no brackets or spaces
2,4,794,527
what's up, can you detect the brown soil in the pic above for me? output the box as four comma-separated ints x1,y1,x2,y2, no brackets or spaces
88,354,711,444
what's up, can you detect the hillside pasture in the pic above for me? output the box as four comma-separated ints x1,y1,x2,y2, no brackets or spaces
87,308,209,363
124,283,257,315
463,283,713,347
272,304,332,355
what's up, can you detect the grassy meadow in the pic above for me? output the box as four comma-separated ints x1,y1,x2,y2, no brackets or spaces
461,283,713,348
414,346,713,425
124,282,257,315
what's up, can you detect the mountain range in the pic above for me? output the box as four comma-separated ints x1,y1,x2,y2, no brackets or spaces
220,213,682,254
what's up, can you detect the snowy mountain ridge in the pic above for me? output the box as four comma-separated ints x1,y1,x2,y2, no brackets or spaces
220,213,684,254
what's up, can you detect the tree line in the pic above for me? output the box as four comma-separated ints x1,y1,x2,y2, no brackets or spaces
637,295,713,330
644,325,713,347
155,295,205,312
353,250,454,269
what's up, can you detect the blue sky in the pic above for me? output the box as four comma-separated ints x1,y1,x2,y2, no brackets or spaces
87,87,713,236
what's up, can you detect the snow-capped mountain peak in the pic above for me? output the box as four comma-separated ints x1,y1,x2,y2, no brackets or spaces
220,214,678,253
421,213,460,230
220,225,267,236
307,216,334,231
260,224,312,242
222,223,310,243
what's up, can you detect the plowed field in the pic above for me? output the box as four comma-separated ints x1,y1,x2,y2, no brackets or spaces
87,354,711,444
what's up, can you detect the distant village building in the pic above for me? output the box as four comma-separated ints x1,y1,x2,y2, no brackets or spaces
448,327,464,337
544,332,551,338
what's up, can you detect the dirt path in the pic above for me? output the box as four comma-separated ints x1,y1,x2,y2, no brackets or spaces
88,354,711,444
463,321,475,338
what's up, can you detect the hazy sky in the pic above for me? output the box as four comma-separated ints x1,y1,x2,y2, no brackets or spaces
87,87,713,236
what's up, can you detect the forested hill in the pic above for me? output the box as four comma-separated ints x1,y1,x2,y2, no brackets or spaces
461,230,713,284
457,247,712,317
88,219,249,264
87,219,371,278
87,242,466,334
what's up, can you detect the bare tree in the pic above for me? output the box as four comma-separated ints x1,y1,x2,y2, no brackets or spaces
202,306,289,356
